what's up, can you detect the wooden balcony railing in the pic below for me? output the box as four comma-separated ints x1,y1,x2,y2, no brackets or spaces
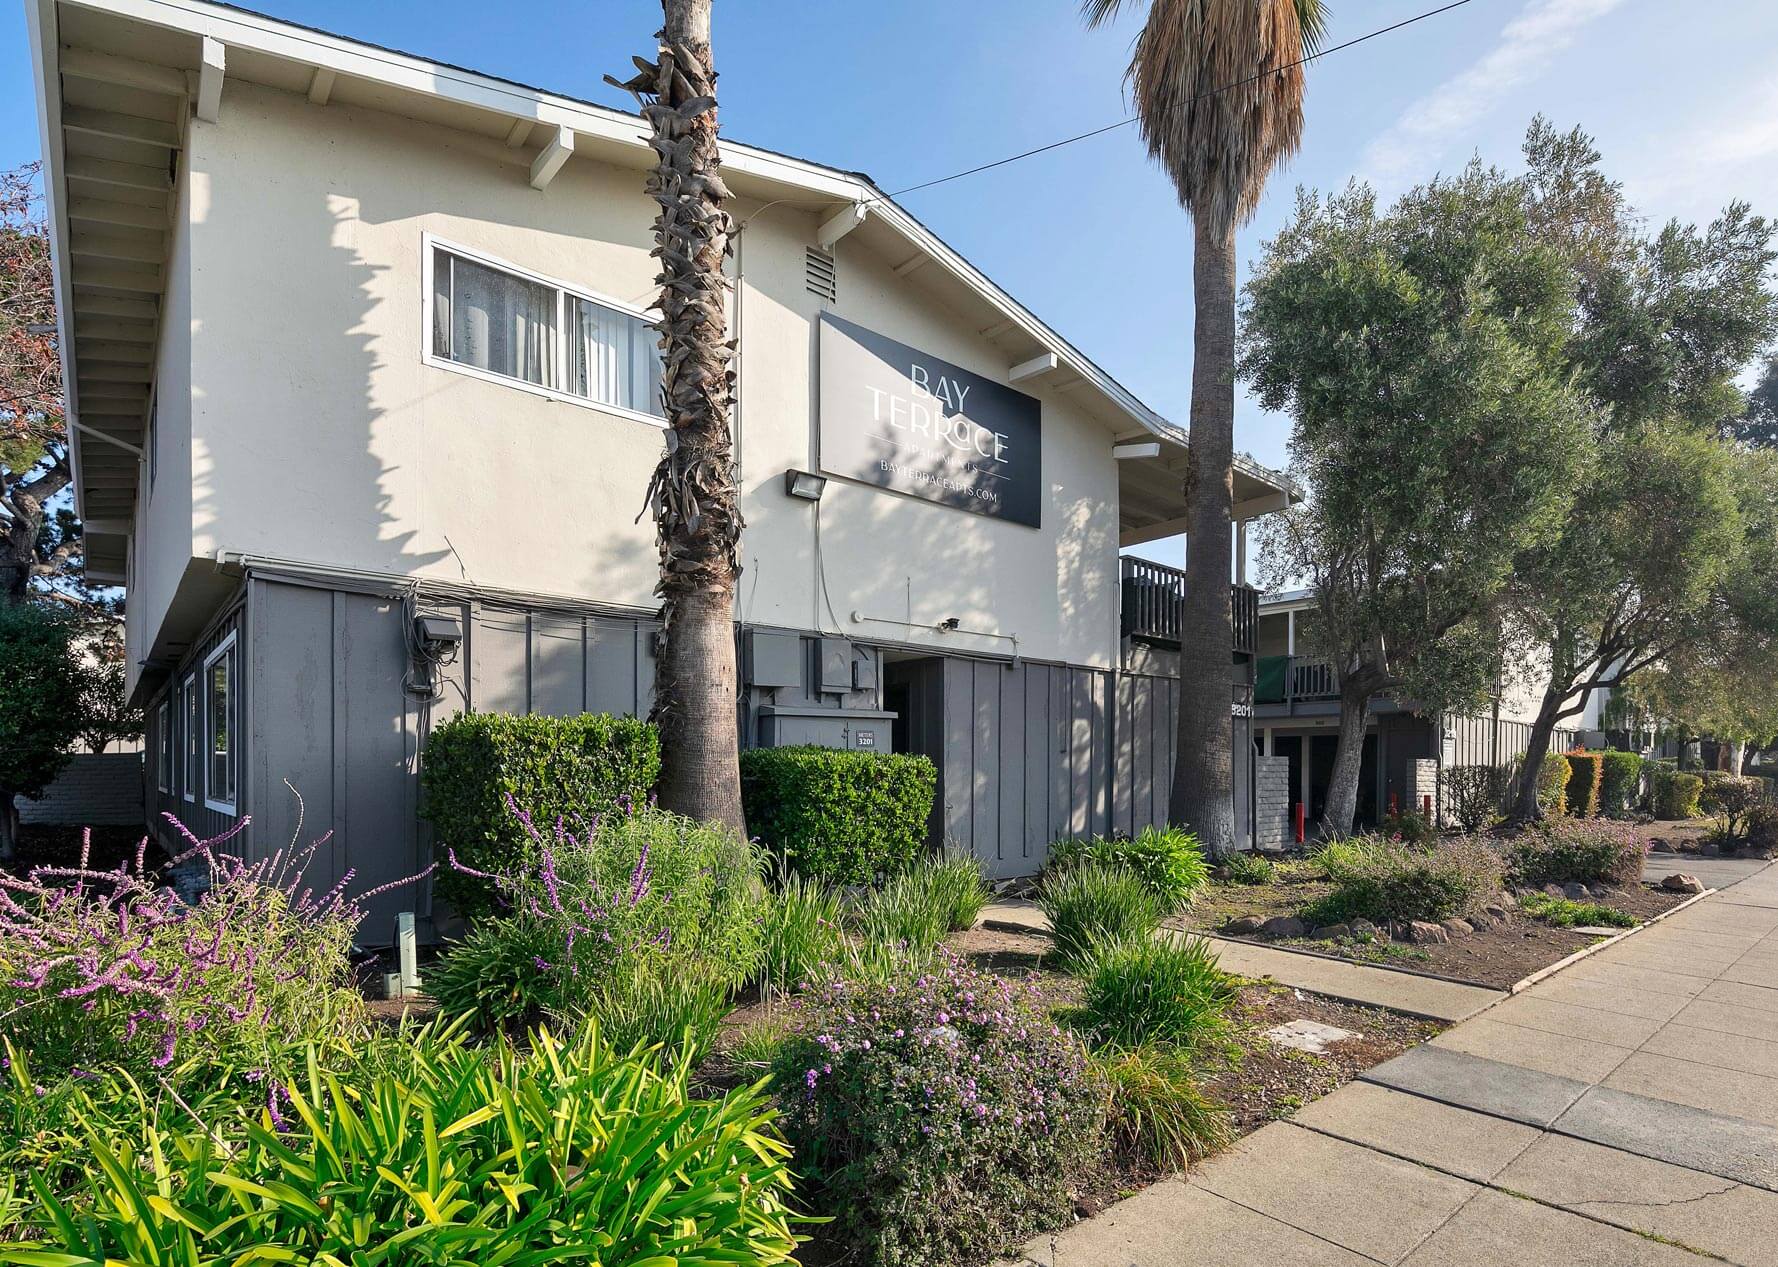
1119,556,1259,655
1254,654,1339,704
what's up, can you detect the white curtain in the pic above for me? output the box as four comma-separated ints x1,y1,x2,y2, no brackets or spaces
569,295,662,416
435,249,556,387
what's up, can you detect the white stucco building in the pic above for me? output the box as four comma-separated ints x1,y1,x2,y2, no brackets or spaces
28,0,1292,922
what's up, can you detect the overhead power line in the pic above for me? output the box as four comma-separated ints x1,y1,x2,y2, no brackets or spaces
878,0,1479,201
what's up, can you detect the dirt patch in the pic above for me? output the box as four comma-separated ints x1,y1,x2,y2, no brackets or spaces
1205,982,1441,1136
1177,870,1688,991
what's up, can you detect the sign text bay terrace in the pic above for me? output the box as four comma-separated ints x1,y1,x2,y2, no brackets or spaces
820,313,1044,528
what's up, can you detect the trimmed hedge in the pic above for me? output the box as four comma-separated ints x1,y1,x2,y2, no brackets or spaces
1536,752,1571,817
1564,752,1604,818
421,712,661,912
740,746,937,885
1598,750,1644,817
1650,767,1703,820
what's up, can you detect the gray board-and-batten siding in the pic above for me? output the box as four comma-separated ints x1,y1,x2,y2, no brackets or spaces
142,566,1225,935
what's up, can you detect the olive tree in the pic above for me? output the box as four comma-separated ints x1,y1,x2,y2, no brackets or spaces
1243,168,1592,836
0,602,84,859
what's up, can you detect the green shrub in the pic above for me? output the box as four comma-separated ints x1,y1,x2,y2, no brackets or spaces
1536,752,1572,816
1564,752,1604,817
1505,817,1646,887
1302,836,1504,926
1700,772,1764,834
1091,1044,1231,1171
1048,826,1210,911
1599,750,1645,817
0,604,84,837
1518,891,1636,928
1381,807,1436,845
1744,803,1778,856
5,1022,801,1264
421,711,660,912
1219,851,1275,885
758,869,847,995
1441,764,1509,831
741,746,937,885
773,951,1104,1267
1079,934,1236,1051
428,805,763,1034
1037,863,1163,971
1651,768,1704,819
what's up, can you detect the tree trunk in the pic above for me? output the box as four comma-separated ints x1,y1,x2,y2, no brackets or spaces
623,0,746,837
1169,215,1237,855
1508,686,1566,824
0,792,18,863
1728,739,1747,776
0,490,44,603
1320,677,1372,838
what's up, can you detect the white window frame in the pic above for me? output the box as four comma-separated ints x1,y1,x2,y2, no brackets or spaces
420,232,666,430
155,700,171,793
202,632,238,815
181,673,199,804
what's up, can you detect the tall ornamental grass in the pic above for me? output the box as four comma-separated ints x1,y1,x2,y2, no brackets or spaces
1037,863,1162,971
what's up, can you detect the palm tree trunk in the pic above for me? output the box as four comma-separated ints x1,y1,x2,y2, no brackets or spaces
1320,678,1371,837
620,0,746,836
1169,214,1237,855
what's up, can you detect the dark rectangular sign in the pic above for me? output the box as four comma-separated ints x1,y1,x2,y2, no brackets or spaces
818,312,1042,527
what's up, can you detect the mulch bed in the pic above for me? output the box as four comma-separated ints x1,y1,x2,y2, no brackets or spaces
1174,865,1690,992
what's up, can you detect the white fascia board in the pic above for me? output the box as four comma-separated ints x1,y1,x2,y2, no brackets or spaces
51,0,1307,501
25,0,85,523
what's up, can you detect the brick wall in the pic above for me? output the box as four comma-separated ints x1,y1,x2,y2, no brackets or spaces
1255,754,1291,851
18,753,145,827
1411,758,1439,820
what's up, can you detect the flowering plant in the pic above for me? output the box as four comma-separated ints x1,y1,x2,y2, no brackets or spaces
0,811,422,1080
773,949,1104,1267
1507,816,1647,887
426,799,763,1032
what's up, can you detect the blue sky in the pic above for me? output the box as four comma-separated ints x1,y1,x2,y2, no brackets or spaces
4,0,1776,478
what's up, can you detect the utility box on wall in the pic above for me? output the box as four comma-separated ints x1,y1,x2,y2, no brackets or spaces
744,631,803,689
756,705,895,751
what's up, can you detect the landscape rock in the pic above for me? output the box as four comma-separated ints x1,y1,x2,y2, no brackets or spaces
1563,883,1591,901
1467,912,1494,930
1440,918,1474,938
1544,884,1566,898
1224,915,1265,936
1483,903,1509,922
1349,918,1383,941
1312,923,1350,941
1660,873,1706,895
1649,840,1676,854
1697,842,1721,858
1258,915,1308,939
1406,920,1449,944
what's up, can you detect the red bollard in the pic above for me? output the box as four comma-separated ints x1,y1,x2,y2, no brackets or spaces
1422,794,1433,819
1389,791,1399,816
1294,802,1307,845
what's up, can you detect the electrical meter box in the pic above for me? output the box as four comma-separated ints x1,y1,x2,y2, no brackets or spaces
756,706,895,752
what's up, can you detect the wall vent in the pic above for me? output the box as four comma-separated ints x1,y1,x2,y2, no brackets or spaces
804,246,837,302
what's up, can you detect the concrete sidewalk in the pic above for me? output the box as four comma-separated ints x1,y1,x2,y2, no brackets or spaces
1004,860,1778,1266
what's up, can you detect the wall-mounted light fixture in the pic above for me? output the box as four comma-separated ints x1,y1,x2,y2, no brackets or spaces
938,616,961,631
784,469,827,501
